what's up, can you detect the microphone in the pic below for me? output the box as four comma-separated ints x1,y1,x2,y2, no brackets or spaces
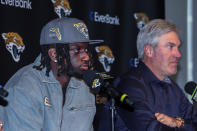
0,85,8,106
184,81,197,102
0,85,8,97
83,70,134,107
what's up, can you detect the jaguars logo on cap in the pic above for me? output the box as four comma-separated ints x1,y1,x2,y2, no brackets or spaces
73,22,89,39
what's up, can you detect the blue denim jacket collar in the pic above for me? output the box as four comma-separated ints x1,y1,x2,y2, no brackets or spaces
34,54,84,89
33,54,60,84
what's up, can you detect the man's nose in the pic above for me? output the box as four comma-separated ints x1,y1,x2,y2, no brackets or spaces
176,49,181,58
81,50,90,61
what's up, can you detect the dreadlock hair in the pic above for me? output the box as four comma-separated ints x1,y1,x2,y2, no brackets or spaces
33,45,51,76
55,44,72,76
33,44,71,77
33,43,95,77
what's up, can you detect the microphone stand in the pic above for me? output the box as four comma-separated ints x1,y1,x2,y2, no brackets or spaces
193,101,197,110
110,98,116,131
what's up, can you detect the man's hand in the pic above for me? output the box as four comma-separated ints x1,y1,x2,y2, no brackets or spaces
155,113,183,128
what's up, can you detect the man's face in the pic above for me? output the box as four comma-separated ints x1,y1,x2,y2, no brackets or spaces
150,31,181,79
69,42,90,75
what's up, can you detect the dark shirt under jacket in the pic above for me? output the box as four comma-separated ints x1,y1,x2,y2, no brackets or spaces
116,61,197,131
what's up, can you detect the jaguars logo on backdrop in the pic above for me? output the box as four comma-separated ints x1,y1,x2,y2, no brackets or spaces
51,0,72,18
95,45,115,72
134,12,149,30
2,32,25,62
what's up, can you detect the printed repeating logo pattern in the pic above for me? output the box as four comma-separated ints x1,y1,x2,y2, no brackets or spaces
134,12,149,30
51,0,72,18
2,32,25,62
89,11,120,25
95,45,115,72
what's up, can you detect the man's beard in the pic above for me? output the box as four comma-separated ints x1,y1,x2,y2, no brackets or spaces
67,65,91,79
71,72,83,79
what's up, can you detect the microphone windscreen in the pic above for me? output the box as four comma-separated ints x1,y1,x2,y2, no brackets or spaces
184,81,197,95
83,70,103,94
83,70,98,86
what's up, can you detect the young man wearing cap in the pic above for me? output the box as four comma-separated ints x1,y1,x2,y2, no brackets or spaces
0,17,103,131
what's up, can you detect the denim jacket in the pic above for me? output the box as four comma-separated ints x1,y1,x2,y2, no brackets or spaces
0,55,96,131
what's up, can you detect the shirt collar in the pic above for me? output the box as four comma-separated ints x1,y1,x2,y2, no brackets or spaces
68,77,87,89
32,55,58,83
138,61,172,85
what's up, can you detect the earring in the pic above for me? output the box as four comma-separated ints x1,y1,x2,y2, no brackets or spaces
54,59,57,63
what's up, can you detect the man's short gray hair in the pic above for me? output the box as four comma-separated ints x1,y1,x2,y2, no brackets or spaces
137,19,178,59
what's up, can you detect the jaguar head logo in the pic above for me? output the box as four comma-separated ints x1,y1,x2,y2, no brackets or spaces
51,0,72,18
92,78,101,88
95,45,115,72
134,12,149,30
74,22,89,39
2,32,25,62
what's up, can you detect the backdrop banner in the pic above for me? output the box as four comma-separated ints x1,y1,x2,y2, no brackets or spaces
0,0,164,85
0,0,164,130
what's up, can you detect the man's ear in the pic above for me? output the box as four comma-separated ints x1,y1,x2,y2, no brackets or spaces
144,45,154,57
48,48,57,62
